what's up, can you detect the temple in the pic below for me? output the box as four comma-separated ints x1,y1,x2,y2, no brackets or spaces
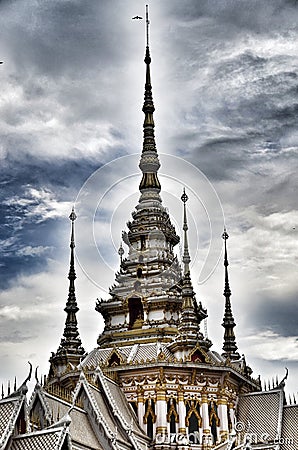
0,6,297,450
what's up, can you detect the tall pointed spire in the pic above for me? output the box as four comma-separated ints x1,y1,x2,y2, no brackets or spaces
138,4,161,207
62,207,84,349
221,229,240,360
49,208,85,379
97,5,180,347
181,188,191,275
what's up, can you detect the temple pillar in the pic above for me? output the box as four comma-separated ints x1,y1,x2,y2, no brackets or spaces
229,403,235,431
218,397,229,441
156,385,167,436
201,392,212,449
177,387,186,435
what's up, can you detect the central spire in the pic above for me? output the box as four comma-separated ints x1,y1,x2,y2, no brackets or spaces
96,6,180,348
138,4,161,207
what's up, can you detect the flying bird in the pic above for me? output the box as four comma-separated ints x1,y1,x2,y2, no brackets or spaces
0,62,3,64
132,15,143,20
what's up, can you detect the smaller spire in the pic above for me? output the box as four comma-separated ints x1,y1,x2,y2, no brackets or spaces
62,207,85,352
49,208,85,378
221,229,240,360
181,188,191,275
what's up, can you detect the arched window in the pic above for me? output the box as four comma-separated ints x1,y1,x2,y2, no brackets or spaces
167,399,178,434
190,349,204,362
108,352,120,367
128,297,144,329
186,400,202,442
137,268,142,278
209,401,220,444
144,399,156,439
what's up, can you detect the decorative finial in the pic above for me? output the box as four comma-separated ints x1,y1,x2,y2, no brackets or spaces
221,228,239,360
69,206,77,249
222,227,229,242
181,188,190,274
69,206,77,222
118,241,124,263
181,188,188,204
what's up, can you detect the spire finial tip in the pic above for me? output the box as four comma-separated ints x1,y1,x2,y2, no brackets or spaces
69,207,77,222
181,188,188,203
222,228,229,240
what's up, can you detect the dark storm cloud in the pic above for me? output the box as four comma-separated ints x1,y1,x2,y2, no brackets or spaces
0,1,135,169
165,0,298,33
0,155,103,287
251,293,298,337
0,1,125,76
157,0,298,193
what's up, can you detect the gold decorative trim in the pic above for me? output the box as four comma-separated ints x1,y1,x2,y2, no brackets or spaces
143,400,156,424
167,400,179,423
209,401,220,427
187,344,211,364
185,400,202,427
156,426,167,433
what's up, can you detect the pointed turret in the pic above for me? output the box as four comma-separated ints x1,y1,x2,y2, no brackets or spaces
171,190,211,354
49,208,86,380
221,229,240,360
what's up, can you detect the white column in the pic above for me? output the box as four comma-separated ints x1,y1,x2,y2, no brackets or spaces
156,386,167,436
201,393,212,448
177,388,186,435
218,398,229,441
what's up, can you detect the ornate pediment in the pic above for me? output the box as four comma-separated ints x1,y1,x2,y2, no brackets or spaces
187,344,211,364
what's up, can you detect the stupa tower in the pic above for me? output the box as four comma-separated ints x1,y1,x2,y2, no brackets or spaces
96,7,186,348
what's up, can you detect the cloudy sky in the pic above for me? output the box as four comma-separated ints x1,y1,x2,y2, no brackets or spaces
0,0,297,396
